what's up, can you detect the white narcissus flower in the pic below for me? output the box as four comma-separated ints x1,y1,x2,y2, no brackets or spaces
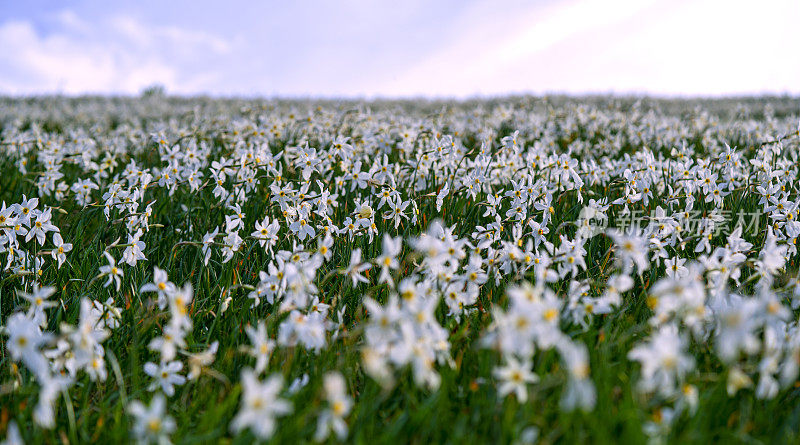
230,370,292,440
141,266,176,309
289,215,315,241
628,323,694,397
386,197,409,228
51,232,72,268
712,294,762,363
558,341,596,412
315,371,352,441
67,298,110,373
374,233,402,285
148,323,186,362
98,251,123,291
493,356,538,403
122,229,147,266
201,227,219,265
314,233,334,262
144,360,186,396
609,229,649,275
664,256,688,278
252,216,280,252
277,310,327,351
344,248,371,287
26,208,57,246
128,394,176,445
168,283,194,331
220,229,243,264
17,284,56,328
5,312,52,381
0,201,16,232
601,273,633,307
245,321,275,374
187,341,219,381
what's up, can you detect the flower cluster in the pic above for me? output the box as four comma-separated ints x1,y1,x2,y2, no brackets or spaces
2,96,800,443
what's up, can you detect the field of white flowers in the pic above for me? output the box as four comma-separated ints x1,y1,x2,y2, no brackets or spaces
2,96,800,443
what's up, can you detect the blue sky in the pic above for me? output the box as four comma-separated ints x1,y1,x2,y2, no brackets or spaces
1,0,798,97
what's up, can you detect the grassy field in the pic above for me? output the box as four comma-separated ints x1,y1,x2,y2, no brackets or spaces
2,96,800,444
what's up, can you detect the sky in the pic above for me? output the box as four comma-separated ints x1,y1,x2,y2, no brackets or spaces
0,0,798,98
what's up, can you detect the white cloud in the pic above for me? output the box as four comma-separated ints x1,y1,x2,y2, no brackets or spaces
109,16,231,55
0,10,231,95
378,0,800,97
53,10,92,35
0,1,797,96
